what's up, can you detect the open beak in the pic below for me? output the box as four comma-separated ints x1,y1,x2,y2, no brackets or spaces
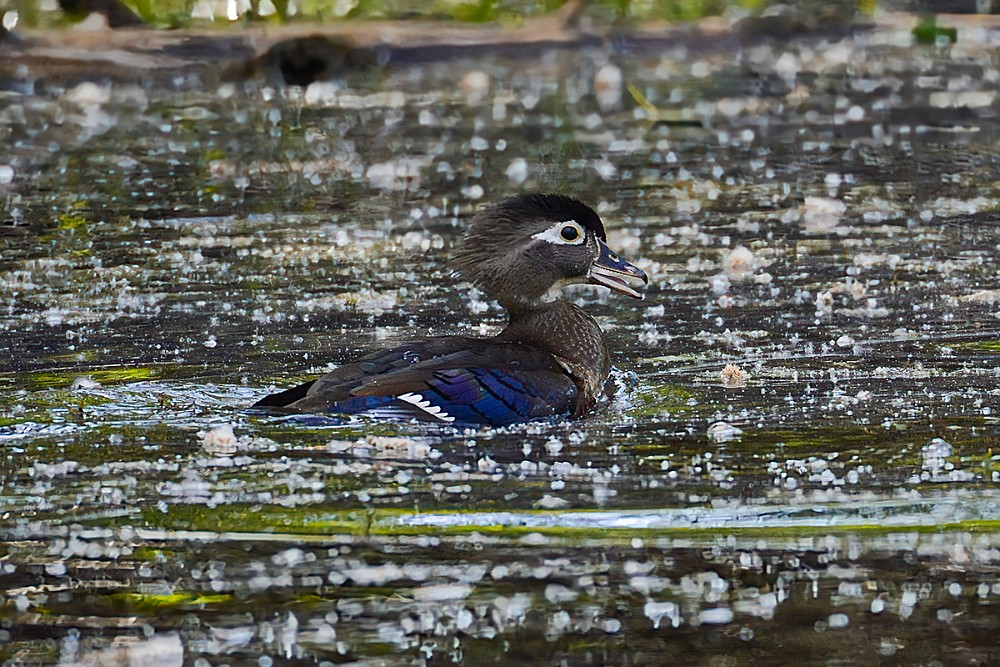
587,239,648,299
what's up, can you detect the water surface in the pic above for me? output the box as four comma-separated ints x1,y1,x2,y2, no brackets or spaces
2,12,1000,665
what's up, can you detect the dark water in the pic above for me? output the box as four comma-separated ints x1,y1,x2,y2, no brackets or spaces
2,14,1000,666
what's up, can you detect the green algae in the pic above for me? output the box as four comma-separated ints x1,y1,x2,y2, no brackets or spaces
55,214,89,232
371,516,1000,543
0,388,114,426
912,15,957,45
628,383,699,418
8,367,158,391
138,504,371,536
11,0,764,29
129,501,1000,544
948,339,1000,353
130,546,175,562
109,592,232,612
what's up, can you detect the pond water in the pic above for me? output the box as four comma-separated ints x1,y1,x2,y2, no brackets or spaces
2,12,1000,666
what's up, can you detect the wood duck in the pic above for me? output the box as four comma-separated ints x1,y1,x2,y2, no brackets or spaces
254,194,647,427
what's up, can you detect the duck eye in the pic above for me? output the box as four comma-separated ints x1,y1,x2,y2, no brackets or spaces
560,225,581,242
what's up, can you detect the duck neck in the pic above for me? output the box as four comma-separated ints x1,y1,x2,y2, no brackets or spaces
498,297,610,387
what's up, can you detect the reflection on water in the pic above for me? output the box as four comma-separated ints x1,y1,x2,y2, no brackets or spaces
4,521,1000,664
3,9,1000,665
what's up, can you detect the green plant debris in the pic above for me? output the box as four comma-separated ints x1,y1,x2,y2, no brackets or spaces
948,339,1000,352
130,547,175,562
628,383,698,417
56,214,89,232
108,592,232,612
133,503,1000,543
912,15,957,45
21,367,158,390
11,0,782,29
628,84,703,127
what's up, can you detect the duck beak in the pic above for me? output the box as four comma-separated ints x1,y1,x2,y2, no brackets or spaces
588,239,648,299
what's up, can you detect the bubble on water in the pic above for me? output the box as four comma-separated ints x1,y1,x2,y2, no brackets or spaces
801,197,846,234
823,172,843,190
462,184,484,200
603,618,622,634
519,91,540,110
720,364,748,388
64,81,111,107
709,273,731,296
548,609,571,636
595,64,623,112
534,494,570,510
413,583,472,602
707,422,743,443
506,158,529,184
815,290,834,317
492,99,507,122
414,109,437,127
1,9,18,30
722,245,757,281
304,81,341,106
828,613,849,628
45,562,67,576
272,548,305,568
715,98,744,118
460,71,490,105
712,293,734,310
644,600,679,629
772,52,799,82
690,60,711,78
921,438,952,474
201,424,238,455
520,532,550,546
698,608,734,624
366,158,427,191
544,583,578,604
591,159,617,180
70,376,100,390
960,289,1000,304
929,90,995,108
580,112,600,130
174,106,219,122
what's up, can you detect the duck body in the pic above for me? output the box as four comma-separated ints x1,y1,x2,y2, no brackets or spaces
254,194,647,427
255,335,579,426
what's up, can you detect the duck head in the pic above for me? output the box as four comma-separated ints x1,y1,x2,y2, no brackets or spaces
454,194,648,308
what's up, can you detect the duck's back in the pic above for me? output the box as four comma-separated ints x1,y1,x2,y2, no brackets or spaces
253,336,579,426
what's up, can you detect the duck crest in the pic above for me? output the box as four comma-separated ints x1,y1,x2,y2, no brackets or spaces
253,194,647,427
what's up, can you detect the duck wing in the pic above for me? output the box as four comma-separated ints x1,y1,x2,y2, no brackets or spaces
253,337,474,409
254,337,578,427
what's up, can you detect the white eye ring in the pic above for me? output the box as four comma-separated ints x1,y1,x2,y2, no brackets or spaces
532,220,586,245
